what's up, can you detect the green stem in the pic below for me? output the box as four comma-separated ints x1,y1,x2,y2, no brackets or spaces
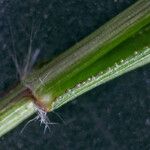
0,0,150,137
0,85,35,136
24,0,150,109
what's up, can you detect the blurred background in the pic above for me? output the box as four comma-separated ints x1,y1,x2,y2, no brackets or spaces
0,0,150,149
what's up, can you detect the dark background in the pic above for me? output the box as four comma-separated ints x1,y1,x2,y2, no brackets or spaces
0,0,150,150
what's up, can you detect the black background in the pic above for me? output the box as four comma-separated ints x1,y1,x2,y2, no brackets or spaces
0,0,150,149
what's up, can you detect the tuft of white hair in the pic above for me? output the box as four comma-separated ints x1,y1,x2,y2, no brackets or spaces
21,104,57,134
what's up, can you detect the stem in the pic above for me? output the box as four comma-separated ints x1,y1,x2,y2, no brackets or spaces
0,85,35,136
0,0,150,137
24,0,150,109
